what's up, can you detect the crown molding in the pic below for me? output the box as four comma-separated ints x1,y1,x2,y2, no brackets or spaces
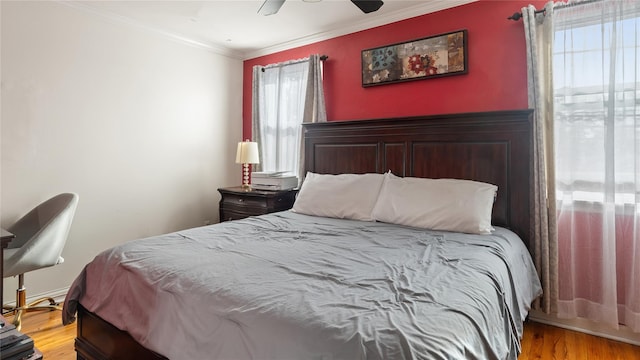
241,0,477,59
55,0,476,61
56,1,246,60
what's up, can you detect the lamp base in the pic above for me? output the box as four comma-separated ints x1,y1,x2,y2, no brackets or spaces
241,163,252,191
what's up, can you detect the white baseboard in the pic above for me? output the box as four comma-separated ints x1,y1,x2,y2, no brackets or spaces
2,286,70,308
529,310,640,346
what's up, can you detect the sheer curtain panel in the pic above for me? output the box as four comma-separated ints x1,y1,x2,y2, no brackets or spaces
252,59,309,174
252,55,327,181
553,0,640,332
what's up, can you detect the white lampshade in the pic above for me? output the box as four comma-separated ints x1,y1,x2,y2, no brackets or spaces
235,141,260,164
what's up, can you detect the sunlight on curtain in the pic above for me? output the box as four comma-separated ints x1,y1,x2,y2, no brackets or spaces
553,0,640,332
253,60,309,174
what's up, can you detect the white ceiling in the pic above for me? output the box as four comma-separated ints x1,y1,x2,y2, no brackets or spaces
62,0,475,59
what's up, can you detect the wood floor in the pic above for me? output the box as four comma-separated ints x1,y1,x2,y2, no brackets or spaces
6,310,640,359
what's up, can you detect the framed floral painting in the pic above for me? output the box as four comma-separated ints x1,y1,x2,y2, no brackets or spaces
361,30,468,87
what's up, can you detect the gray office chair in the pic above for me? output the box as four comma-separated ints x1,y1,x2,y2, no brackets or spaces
2,193,79,330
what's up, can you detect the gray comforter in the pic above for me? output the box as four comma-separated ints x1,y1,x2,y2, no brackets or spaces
63,211,541,360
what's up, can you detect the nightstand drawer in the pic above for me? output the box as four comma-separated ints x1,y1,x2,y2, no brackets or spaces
266,193,297,210
217,187,298,223
220,208,265,222
222,193,268,209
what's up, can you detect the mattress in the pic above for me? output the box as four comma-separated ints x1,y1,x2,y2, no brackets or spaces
63,211,542,360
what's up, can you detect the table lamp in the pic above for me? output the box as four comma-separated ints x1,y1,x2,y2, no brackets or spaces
236,140,260,191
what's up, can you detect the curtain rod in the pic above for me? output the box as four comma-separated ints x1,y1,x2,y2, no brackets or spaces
507,9,543,21
507,0,602,21
260,55,328,72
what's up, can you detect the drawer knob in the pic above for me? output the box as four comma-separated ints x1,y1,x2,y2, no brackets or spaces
238,198,244,202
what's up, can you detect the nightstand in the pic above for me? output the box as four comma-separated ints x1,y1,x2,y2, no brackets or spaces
218,187,298,222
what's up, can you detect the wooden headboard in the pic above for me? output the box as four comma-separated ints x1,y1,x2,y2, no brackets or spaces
303,109,534,248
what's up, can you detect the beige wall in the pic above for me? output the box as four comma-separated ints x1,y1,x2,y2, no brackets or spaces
1,1,242,303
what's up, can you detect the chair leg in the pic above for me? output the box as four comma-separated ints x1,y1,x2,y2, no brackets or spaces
27,296,60,308
24,296,62,312
5,274,61,331
8,275,27,330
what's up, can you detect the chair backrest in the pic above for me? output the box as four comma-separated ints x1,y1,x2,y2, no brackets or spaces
4,193,79,278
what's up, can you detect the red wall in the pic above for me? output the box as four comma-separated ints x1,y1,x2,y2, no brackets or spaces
242,0,547,138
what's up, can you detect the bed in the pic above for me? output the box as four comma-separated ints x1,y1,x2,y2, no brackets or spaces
63,109,541,360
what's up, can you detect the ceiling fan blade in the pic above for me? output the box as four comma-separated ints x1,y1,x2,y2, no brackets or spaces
351,0,384,14
258,0,286,16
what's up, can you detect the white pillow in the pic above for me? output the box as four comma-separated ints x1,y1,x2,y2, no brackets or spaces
291,172,385,221
371,173,497,234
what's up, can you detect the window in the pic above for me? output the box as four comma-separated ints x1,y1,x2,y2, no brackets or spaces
552,0,640,332
553,8,640,205
254,60,309,175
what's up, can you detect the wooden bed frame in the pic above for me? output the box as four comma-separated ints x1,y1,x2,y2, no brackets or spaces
74,109,534,359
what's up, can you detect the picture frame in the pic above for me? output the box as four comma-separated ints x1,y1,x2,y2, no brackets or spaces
361,29,468,87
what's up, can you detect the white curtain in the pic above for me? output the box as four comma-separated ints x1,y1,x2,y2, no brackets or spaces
252,55,326,180
553,0,640,332
523,1,559,314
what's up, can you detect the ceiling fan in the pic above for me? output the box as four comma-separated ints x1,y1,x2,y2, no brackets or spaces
258,0,384,16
